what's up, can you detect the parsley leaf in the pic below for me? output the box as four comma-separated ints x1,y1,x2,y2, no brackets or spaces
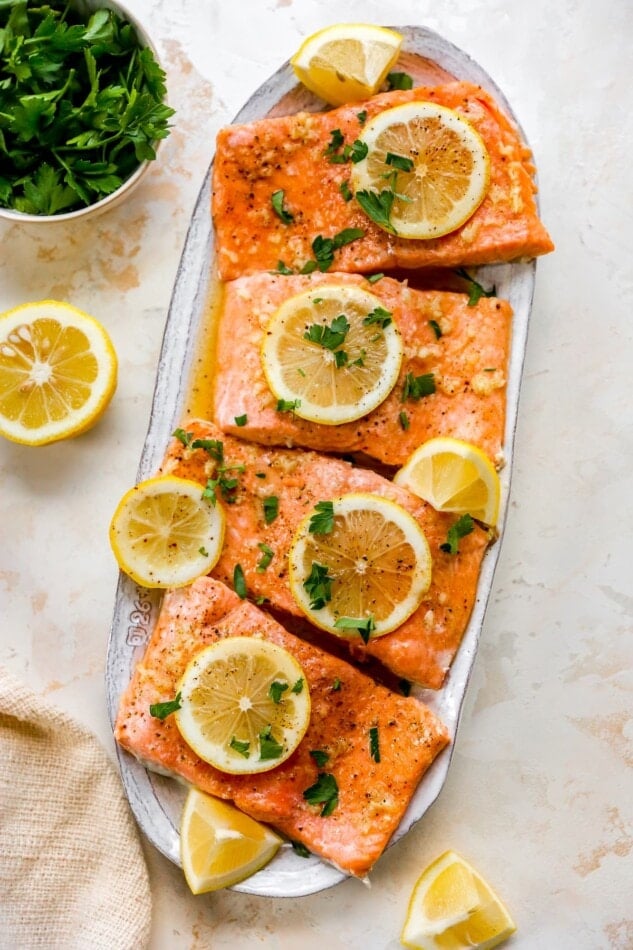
324,128,344,159
334,615,375,644
303,562,333,610
385,151,414,172
440,514,475,554
277,398,301,412
366,273,384,284
291,840,311,858
230,736,250,758
149,692,181,720
303,772,339,816
310,749,330,768
269,680,289,704
304,314,350,355
455,268,497,306
428,319,443,339
363,306,392,329
191,438,224,462
356,110,367,126
234,414,248,426
259,725,284,760
275,260,295,275
256,542,274,573
307,228,365,272
402,372,436,401
309,500,335,535
339,179,353,202
271,188,294,224
399,410,410,430
262,495,279,524
355,188,397,234
291,677,304,694
172,427,193,448
233,563,247,598
332,678,341,691
198,546,209,557
369,726,381,762
387,71,414,90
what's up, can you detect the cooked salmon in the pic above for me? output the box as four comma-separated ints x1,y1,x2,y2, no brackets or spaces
161,421,491,689
212,81,554,281
213,271,511,465
114,576,449,877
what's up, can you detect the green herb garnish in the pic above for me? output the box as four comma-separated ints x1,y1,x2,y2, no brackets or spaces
198,546,209,557
366,273,384,284
334,615,375,644
332,678,341,691
268,680,289,704
429,319,443,339
233,563,247,598
0,1,174,215
440,514,475,554
234,414,248,427
399,410,410,430
310,749,330,768
324,128,345,159
256,542,274,573
263,495,279,524
363,306,392,329
387,71,414,90
277,398,301,412
309,500,335,535
369,726,381,762
304,313,350,362
172,428,193,447
275,260,295,275
230,736,250,758
355,188,397,234
339,180,353,202
385,151,414,172
308,228,365,272
303,562,333,610
455,268,497,306
271,188,294,224
149,692,181,720
191,438,224,462
356,110,367,126
291,678,304,694
402,372,436,401
259,725,284,760
303,772,339,816
291,840,311,857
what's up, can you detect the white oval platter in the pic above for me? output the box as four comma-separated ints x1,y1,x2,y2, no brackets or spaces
106,25,537,897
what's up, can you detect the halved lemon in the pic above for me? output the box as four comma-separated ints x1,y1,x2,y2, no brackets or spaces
109,476,225,588
180,787,281,894
261,284,403,425
174,637,311,774
0,299,117,445
401,850,517,950
351,102,490,239
288,492,431,638
394,437,500,526
291,24,402,106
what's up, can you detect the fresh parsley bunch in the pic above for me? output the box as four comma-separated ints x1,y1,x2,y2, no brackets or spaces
0,0,175,215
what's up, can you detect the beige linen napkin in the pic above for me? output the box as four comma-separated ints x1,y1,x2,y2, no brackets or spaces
0,666,152,950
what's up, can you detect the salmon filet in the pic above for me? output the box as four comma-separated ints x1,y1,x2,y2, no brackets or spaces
212,81,554,281
213,271,512,465
161,421,491,689
114,577,449,877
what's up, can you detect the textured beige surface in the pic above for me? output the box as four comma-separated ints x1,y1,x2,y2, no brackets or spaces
0,666,151,949
0,0,632,947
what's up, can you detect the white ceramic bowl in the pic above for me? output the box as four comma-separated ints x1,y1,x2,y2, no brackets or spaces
0,0,166,224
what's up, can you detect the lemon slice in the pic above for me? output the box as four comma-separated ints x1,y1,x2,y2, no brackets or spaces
261,284,403,425
0,299,117,446
401,850,517,950
291,24,402,106
174,637,311,774
288,492,431,638
109,476,225,588
351,102,490,239
394,437,501,526
180,787,281,894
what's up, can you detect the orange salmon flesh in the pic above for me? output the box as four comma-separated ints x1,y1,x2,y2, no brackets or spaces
114,577,449,877
161,421,491,689
212,81,554,281
213,271,512,465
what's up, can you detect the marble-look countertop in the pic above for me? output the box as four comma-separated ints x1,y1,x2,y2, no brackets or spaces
1,1,631,947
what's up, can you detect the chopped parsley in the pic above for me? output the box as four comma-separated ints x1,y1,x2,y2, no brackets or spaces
332,678,341,691
271,189,294,224
366,273,385,284
355,188,397,234
303,772,339,816
268,680,289,704
303,562,333,610
306,228,365,272
440,514,475,554
454,268,497,306
310,749,330,768
324,129,368,164
256,542,274,573
233,563,247,598
291,677,304,694
363,306,392,329
291,840,311,858
202,464,244,505
357,110,367,126
172,427,193,447
339,180,353,202
198,546,209,557
402,372,436,401
429,319,443,339
387,71,414,90
275,260,295,275
399,410,410,430
259,725,284,761
324,128,345,159
369,726,381,763
149,693,181,720
304,314,350,354
334,615,375,644
263,495,279,524
234,414,248,426
230,736,250,758
309,500,335,535
255,472,267,479
277,398,301,412
385,151,414,172
191,438,224,462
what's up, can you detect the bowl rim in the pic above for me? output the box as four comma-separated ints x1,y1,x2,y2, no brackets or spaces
0,0,167,224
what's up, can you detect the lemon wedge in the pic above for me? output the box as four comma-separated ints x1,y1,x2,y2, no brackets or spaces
180,787,281,894
174,637,311,774
0,299,117,445
109,475,225,588
351,102,490,239
288,492,431,639
261,284,403,425
394,437,501,526
291,24,403,106
401,850,517,950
